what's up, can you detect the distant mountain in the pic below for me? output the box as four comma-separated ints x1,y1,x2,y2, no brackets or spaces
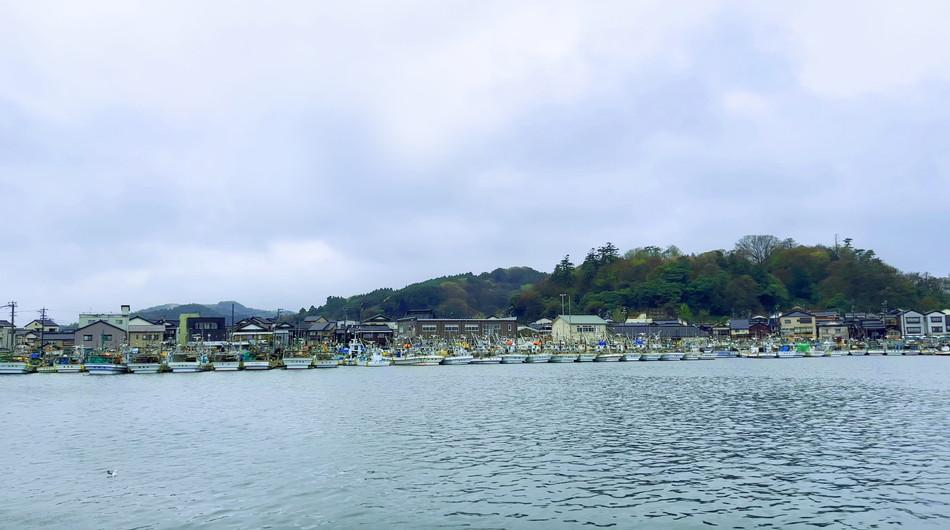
135,301,277,323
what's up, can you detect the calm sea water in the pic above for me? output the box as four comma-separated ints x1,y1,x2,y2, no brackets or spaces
2,357,948,529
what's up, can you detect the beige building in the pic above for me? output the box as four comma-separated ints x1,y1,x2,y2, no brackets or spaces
779,310,817,338
551,315,608,342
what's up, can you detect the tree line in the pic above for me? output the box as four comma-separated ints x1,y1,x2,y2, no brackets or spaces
510,236,950,323
298,236,949,324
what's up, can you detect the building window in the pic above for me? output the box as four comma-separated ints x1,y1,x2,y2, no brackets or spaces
576,325,595,333
487,324,501,331
421,324,437,332
906,327,921,334
103,334,113,341
508,324,512,331
83,335,92,341
931,316,943,323
932,326,944,333
444,324,459,332
465,324,479,332
906,317,921,324
784,319,791,324
798,317,812,323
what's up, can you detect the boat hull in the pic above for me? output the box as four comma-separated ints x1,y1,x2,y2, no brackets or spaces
500,355,527,364
243,361,276,370
594,354,622,362
313,359,339,368
168,362,213,373
282,358,313,369
576,353,597,362
0,362,35,374
55,364,85,373
85,363,128,375
128,363,164,374
549,354,578,363
213,361,242,371
524,354,552,363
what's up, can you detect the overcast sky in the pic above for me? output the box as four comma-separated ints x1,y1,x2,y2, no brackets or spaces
2,1,949,325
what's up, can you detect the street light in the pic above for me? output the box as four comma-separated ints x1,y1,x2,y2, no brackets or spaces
560,294,566,317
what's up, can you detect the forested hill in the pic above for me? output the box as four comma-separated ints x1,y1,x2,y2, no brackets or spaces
300,267,546,320
509,238,950,323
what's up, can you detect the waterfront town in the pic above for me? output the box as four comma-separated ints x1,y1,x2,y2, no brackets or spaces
3,303,949,354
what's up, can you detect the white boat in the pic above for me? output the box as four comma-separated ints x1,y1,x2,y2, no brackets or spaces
524,353,553,363
639,352,662,361
55,362,86,373
699,350,718,360
620,352,641,361
363,347,390,367
681,351,701,361
501,354,527,364
0,355,36,374
84,353,129,375
281,354,314,369
576,352,597,362
594,352,622,362
469,356,502,364
548,353,578,363
128,349,167,374
413,353,448,365
659,351,684,361
168,351,213,373
441,353,473,365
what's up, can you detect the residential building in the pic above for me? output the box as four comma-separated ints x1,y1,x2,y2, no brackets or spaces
817,320,849,343
128,317,166,348
79,305,131,333
898,310,925,338
24,319,61,333
779,310,817,338
729,319,771,340
924,310,947,337
0,319,14,351
38,331,75,350
75,321,127,350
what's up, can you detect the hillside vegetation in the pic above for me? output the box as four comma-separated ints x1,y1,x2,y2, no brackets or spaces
510,237,949,323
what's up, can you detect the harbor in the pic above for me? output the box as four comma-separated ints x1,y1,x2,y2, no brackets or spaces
2,356,948,528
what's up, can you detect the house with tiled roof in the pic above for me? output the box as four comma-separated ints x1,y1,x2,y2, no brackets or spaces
779,310,817,338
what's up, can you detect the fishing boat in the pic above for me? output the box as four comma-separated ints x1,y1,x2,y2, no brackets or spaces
639,351,662,361
524,352,553,363
128,347,167,374
620,352,641,361
55,348,87,373
698,350,718,360
167,350,213,373
440,346,473,365
594,351,622,361
364,347,390,367
681,350,701,361
313,351,339,368
281,345,314,370
211,348,243,371
84,351,129,374
659,351,685,361
0,354,36,374
548,351,578,363
242,345,279,370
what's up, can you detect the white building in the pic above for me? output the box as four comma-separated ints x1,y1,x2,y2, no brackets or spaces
898,310,925,338
78,305,131,333
924,310,947,337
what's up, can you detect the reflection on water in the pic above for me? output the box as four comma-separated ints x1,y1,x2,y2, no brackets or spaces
2,357,949,528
